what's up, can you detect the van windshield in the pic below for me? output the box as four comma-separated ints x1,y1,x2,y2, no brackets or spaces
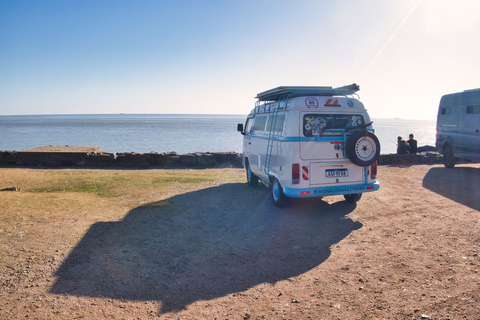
303,114,365,136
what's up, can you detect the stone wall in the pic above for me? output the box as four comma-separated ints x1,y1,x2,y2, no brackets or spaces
377,152,443,165
0,151,243,168
0,146,444,168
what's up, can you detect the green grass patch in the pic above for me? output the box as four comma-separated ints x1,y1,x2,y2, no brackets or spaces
151,174,217,186
23,169,237,198
27,179,120,197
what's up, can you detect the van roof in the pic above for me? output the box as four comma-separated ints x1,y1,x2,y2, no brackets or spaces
255,83,360,101
441,88,480,106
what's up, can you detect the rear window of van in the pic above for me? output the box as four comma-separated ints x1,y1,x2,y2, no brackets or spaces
303,114,365,136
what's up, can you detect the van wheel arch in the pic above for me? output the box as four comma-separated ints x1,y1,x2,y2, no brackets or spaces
245,158,259,186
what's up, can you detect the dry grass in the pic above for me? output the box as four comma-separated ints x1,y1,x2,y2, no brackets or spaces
1,168,241,198
0,167,244,268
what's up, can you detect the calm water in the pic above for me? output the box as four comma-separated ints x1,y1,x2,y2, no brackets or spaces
0,114,436,155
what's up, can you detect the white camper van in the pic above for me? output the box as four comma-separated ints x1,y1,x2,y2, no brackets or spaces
237,84,380,207
436,88,480,168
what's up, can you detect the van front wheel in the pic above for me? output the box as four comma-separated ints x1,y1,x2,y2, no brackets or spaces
272,178,289,207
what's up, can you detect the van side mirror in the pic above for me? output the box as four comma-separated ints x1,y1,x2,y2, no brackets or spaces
237,123,244,134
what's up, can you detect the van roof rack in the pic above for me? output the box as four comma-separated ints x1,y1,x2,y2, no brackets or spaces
255,83,360,101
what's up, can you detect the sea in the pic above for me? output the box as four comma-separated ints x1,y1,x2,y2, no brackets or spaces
0,114,436,155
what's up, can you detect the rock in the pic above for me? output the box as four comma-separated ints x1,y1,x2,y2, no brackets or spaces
179,154,197,167
417,145,437,153
0,186,20,191
196,152,217,166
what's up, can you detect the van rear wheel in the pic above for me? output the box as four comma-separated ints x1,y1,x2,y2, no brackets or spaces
344,193,362,203
443,145,456,168
272,178,289,207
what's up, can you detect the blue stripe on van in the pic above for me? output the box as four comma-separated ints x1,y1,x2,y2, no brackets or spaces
244,133,345,142
283,182,380,198
245,129,374,142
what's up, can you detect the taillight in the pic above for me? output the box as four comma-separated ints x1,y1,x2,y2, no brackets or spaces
370,161,378,179
292,163,300,184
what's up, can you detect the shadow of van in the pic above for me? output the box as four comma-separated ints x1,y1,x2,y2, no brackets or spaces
50,183,360,313
423,166,480,211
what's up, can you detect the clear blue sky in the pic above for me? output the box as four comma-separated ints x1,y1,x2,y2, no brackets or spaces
1,0,479,120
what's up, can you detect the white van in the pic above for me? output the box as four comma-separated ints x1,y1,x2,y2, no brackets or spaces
436,88,480,168
237,84,380,207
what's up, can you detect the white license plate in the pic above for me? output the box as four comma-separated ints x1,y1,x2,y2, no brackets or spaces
325,169,348,177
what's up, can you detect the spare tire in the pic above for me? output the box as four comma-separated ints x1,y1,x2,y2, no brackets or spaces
346,131,380,167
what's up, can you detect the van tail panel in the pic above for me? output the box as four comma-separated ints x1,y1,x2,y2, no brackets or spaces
300,141,344,160
283,182,379,198
308,162,364,185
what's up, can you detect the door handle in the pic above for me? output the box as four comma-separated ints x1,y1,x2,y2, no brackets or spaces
476,129,479,133
248,142,252,145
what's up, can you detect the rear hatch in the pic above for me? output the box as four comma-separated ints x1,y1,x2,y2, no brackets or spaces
300,113,367,186
300,113,366,160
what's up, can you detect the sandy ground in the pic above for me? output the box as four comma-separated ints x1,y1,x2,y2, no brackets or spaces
0,164,479,319
21,145,106,153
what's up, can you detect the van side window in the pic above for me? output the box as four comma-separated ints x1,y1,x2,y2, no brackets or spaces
466,106,480,114
252,114,268,133
245,117,254,133
441,107,451,115
266,114,285,134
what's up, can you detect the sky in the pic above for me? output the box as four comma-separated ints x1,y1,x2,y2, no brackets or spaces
1,0,479,120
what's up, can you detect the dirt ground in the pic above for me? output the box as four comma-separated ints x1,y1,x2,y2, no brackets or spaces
21,145,106,153
0,164,479,319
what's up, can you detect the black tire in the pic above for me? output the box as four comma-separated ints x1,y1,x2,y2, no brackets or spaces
443,145,456,168
346,131,381,167
246,162,259,186
271,178,289,207
344,193,362,203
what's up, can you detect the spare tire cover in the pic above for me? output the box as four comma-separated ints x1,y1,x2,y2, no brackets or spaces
346,131,381,167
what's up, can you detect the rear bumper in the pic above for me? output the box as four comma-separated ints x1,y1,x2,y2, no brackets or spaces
283,181,380,198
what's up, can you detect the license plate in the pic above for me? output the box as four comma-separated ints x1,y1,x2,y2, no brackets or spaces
325,169,348,177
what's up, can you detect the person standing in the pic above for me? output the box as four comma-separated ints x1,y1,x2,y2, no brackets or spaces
407,133,417,154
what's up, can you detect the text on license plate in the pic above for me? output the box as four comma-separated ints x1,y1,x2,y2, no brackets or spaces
325,169,348,177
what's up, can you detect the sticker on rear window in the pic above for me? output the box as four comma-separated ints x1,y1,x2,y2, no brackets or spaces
303,114,364,137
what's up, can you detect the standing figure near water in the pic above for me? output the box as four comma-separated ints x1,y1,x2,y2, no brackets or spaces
407,133,417,154
397,136,407,154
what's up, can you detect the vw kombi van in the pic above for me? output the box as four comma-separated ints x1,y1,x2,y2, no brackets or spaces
237,84,380,207
436,88,480,168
